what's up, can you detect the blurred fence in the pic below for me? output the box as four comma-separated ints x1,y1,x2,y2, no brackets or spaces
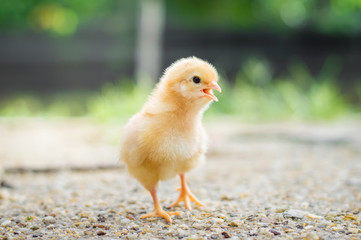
0,29,135,94
164,28,361,84
1,26,361,95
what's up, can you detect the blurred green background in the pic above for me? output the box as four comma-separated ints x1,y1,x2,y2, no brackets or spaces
1,0,361,121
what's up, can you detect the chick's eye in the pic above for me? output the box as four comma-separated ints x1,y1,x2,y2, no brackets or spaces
192,76,201,84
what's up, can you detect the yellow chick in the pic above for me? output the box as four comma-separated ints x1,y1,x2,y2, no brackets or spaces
120,57,221,222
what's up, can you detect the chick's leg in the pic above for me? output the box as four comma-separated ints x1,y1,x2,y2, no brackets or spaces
140,187,181,222
169,174,205,210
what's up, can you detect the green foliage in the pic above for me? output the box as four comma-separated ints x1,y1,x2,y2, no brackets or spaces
1,0,361,35
356,82,361,111
168,0,361,34
0,0,135,35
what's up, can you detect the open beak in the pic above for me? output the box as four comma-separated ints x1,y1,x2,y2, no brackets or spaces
203,81,222,102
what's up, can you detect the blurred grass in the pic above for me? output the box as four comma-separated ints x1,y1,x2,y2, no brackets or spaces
87,79,149,122
1,59,360,122
207,57,351,121
0,91,91,117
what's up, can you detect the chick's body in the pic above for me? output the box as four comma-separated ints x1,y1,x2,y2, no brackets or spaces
120,57,220,222
122,96,207,190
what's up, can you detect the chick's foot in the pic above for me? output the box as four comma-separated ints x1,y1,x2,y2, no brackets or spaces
141,186,181,222
169,174,205,210
140,209,181,222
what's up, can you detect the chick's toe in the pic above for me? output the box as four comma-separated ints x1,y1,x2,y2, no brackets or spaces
140,210,181,223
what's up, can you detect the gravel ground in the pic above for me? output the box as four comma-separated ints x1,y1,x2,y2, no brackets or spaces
0,118,360,239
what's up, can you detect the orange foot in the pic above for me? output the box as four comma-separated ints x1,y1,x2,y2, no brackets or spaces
169,174,205,211
140,209,181,222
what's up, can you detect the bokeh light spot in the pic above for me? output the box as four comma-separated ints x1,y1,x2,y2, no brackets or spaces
28,3,78,35
280,1,306,28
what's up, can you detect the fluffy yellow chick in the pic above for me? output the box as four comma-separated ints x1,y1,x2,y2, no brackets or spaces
120,57,221,222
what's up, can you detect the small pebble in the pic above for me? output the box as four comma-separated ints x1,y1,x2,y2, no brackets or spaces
129,223,139,230
260,217,273,223
179,224,189,230
97,230,106,236
222,231,231,238
211,217,224,224
343,214,357,221
47,224,56,230
258,228,273,237
1,220,12,227
30,225,39,230
296,224,304,229
301,202,309,209
307,213,323,219
79,212,90,218
348,228,361,234
19,228,29,233
127,233,138,239
330,225,343,231
0,189,10,200
304,232,320,240
269,229,281,235
229,220,243,227
283,209,308,219
345,178,361,186
192,222,203,229
98,215,106,222
121,218,131,224
126,214,135,220
43,216,56,225
220,195,232,201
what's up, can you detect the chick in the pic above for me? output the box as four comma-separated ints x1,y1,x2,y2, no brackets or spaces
120,57,221,222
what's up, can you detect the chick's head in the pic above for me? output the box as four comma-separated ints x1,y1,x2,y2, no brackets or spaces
160,57,221,103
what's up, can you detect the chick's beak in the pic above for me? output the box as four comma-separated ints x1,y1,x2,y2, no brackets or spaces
203,81,222,102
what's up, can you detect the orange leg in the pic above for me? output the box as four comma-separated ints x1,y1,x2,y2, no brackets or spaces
140,187,181,222
169,174,205,210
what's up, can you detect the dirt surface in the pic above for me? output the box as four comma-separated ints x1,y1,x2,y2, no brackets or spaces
0,118,360,239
